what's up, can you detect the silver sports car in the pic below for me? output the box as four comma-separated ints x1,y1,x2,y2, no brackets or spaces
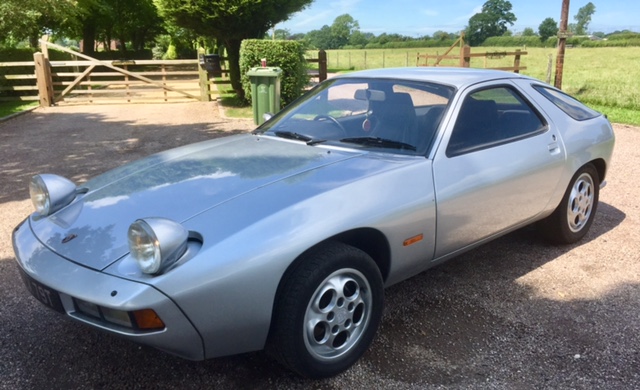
13,68,614,378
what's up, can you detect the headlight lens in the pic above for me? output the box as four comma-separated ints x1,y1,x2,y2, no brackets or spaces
128,218,188,275
29,174,77,216
29,175,50,214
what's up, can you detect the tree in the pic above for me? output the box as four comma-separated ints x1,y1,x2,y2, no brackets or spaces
306,25,333,49
466,0,517,46
538,17,558,42
574,2,596,35
330,14,359,48
521,27,536,36
156,0,313,97
0,0,80,47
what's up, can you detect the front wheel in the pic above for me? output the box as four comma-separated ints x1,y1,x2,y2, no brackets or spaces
539,163,600,244
268,242,383,378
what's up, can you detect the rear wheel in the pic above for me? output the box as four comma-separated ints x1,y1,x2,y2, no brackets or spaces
268,242,383,378
539,163,599,244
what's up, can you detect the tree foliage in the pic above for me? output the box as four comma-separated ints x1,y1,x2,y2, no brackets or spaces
466,0,517,46
538,17,558,42
574,2,596,35
0,0,80,47
155,0,313,96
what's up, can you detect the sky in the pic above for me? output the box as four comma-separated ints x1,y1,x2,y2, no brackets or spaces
278,0,640,36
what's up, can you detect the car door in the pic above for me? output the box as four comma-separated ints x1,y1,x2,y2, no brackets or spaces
431,81,565,258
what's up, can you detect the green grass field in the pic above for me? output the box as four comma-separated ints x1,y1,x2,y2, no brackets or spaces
0,101,38,119
321,46,640,125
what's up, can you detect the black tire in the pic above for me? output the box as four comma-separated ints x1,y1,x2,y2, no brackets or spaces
539,163,600,244
267,241,384,378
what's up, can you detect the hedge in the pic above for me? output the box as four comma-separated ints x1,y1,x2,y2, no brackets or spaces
240,39,308,107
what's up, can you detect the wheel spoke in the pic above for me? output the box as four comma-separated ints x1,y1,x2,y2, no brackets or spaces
567,173,595,233
303,269,372,360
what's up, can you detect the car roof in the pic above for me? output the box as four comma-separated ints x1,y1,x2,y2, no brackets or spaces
333,67,537,89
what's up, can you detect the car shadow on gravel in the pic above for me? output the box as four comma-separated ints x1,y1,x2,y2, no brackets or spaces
2,202,633,389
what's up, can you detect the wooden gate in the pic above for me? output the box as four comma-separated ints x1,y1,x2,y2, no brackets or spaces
34,39,223,106
416,33,527,73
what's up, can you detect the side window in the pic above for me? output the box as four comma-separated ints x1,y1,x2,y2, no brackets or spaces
447,86,547,157
532,84,600,121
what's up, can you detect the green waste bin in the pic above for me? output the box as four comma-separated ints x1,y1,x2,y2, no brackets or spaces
247,67,282,125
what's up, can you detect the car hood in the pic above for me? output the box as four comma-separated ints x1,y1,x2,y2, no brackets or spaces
29,134,367,271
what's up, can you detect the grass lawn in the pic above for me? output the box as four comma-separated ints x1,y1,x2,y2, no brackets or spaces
0,101,38,119
217,88,253,119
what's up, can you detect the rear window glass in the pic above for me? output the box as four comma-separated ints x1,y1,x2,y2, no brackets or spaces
533,85,600,121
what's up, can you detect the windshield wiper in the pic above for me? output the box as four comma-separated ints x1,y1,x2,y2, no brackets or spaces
339,137,416,151
274,131,326,146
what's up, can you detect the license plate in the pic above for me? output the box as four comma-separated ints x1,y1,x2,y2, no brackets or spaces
19,268,65,313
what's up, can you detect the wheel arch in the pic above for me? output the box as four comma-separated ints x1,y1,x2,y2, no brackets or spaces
589,158,607,184
266,228,390,342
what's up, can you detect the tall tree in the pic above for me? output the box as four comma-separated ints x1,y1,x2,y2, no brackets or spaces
156,0,313,97
0,0,80,47
330,14,359,49
306,26,332,49
574,2,596,35
538,17,559,42
466,0,517,46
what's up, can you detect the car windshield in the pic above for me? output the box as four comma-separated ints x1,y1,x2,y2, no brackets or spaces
259,78,455,156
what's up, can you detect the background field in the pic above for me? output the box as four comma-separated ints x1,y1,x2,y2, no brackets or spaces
320,47,640,125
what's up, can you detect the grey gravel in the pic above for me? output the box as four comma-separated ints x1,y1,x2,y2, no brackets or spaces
1,103,638,389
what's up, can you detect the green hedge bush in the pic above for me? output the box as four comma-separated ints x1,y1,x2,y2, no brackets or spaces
240,39,308,107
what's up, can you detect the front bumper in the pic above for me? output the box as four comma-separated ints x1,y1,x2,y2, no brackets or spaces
12,219,205,361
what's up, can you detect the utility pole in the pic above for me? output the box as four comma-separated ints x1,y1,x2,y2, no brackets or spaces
554,0,570,89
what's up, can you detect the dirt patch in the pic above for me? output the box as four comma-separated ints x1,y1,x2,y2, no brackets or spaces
0,103,639,389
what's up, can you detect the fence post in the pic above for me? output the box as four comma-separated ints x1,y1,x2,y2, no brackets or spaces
33,52,54,107
514,49,521,73
197,47,211,102
546,54,553,84
460,45,471,68
318,50,327,82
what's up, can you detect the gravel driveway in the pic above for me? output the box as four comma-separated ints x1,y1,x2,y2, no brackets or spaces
1,103,638,389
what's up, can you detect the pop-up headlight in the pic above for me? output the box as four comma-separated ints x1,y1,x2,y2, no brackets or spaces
29,174,77,216
127,218,189,275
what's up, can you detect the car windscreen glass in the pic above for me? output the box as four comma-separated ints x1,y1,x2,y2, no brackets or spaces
532,84,601,121
259,78,454,156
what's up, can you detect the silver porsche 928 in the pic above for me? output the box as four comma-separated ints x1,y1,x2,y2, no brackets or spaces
13,68,614,378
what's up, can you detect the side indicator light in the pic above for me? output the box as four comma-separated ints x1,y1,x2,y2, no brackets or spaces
403,234,424,247
133,309,165,330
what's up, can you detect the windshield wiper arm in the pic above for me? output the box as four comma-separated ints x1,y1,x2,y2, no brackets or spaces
274,131,326,146
339,137,416,151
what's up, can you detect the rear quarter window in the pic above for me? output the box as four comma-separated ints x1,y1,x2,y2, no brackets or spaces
533,85,601,121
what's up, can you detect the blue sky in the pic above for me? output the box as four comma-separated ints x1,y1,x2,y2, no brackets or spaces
279,0,640,36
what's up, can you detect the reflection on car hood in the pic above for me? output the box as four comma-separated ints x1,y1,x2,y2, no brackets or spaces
29,134,365,271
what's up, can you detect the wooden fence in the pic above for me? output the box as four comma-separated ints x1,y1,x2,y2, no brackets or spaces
417,45,527,73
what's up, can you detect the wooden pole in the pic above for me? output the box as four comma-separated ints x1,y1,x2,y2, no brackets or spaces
197,47,211,102
514,49,521,73
554,0,570,89
318,50,327,82
461,45,471,68
33,53,54,107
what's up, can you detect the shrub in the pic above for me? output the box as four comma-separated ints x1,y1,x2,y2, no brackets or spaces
240,39,308,107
